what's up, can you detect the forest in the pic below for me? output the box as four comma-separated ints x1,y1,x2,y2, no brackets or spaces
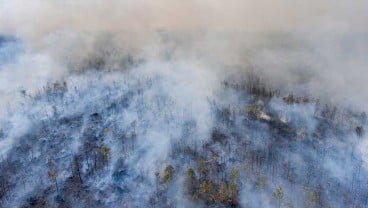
1,1,368,207
0,57,366,207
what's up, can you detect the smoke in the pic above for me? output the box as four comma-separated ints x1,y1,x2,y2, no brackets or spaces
2,0,368,35
1,1,368,207
1,0,368,110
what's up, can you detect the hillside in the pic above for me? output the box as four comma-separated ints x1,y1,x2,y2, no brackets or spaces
0,62,366,207
1,1,368,207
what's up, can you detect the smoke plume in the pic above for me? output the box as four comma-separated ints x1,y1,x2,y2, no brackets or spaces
0,1,368,207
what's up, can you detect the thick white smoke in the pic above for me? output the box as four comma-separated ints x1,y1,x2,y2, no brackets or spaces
0,1,368,207
1,0,368,111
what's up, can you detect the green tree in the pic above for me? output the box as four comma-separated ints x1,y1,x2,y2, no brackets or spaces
283,94,295,104
199,180,216,204
185,167,197,196
100,144,110,166
228,168,239,198
198,159,209,179
309,189,320,208
163,165,174,183
218,181,228,202
273,186,284,208
246,105,262,118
